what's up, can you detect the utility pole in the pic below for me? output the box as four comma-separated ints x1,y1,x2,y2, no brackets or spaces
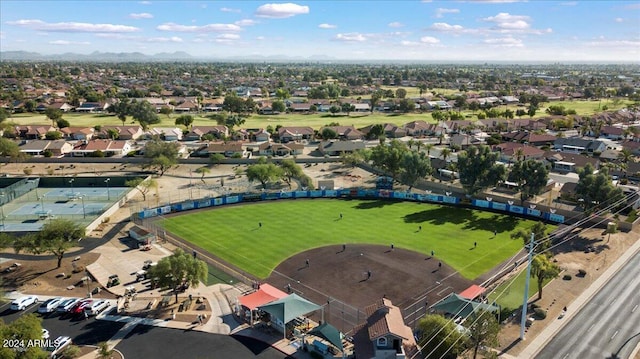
520,233,535,340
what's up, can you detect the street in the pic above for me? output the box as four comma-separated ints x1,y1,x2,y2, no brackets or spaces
536,250,640,359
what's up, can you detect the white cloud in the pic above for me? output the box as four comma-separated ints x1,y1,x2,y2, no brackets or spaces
217,33,240,40
334,33,367,42
586,39,640,47
49,40,91,45
138,1,151,4
318,23,337,29
615,17,624,23
156,22,242,32
0,32,4,39
7,19,140,33
388,22,404,28
420,36,440,44
235,19,257,26
146,36,183,43
483,36,523,47
220,7,241,13
435,8,460,18
460,0,523,3
256,36,265,40
482,13,531,30
255,3,309,18
559,1,577,5
129,13,153,19
428,22,469,34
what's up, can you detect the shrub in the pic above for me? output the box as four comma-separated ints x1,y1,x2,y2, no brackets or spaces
533,308,547,320
72,265,84,273
563,274,572,280
43,150,53,158
23,168,33,175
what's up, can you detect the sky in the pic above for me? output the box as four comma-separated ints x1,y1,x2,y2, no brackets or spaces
0,0,639,62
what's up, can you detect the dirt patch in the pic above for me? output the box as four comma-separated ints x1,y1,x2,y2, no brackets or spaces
1,252,115,300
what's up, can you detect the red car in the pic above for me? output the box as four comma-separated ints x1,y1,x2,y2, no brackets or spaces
70,299,93,315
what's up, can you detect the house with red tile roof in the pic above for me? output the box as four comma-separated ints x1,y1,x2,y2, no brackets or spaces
352,298,418,359
70,139,132,157
494,143,546,162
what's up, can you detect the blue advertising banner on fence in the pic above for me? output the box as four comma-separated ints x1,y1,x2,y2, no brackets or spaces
294,191,308,198
225,196,240,204
182,202,195,211
310,190,323,197
325,190,338,197
474,200,490,208
527,208,542,217
509,205,524,214
548,213,565,223
492,202,507,211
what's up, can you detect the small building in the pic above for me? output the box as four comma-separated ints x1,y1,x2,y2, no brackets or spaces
129,226,156,245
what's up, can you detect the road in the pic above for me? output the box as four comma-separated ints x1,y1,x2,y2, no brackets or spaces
536,250,640,359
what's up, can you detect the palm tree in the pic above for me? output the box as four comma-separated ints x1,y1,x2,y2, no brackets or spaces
424,143,434,157
407,139,415,150
514,148,525,163
440,147,452,163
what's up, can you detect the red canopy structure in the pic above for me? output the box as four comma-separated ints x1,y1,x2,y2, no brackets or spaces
459,284,486,300
239,284,288,310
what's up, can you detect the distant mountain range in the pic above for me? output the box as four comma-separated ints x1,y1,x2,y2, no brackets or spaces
0,51,340,63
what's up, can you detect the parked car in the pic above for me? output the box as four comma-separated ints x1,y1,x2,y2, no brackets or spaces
2,262,21,273
56,298,81,313
142,260,157,270
70,299,93,315
107,274,120,287
10,295,38,311
135,270,147,281
84,299,111,316
38,297,65,314
47,336,72,358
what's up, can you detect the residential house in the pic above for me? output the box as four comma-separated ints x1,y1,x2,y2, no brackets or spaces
318,141,365,156
258,142,303,157
59,127,94,141
353,103,371,112
145,127,183,141
278,126,314,143
426,100,452,110
75,102,108,113
501,131,557,146
449,134,480,148
99,125,144,141
174,99,199,113
16,125,56,140
553,138,607,154
255,129,271,142
320,126,363,140
71,139,132,157
194,142,244,157
184,126,229,141
359,123,406,139
49,102,75,112
19,140,72,157
544,151,600,173
288,103,312,112
494,143,546,162
621,140,640,156
402,120,432,137
352,298,418,359
201,98,224,112
600,126,625,140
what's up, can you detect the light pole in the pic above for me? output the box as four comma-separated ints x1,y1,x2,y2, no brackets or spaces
105,178,111,200
79,196,86,219
520,233,535,340
0,193,5,229
38,196,45,213
85,270,92,298
69,178,75,196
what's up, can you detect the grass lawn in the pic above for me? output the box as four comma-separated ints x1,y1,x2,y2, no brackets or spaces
205,263,238,286
488,267,554,310
158,199,553,280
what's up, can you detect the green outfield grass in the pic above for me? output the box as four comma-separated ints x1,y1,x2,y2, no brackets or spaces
158,199,554,280
488,267,554,310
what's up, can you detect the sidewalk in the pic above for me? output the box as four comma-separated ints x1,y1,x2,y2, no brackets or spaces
518,236,640,359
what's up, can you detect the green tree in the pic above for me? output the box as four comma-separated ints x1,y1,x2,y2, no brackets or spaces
0,108,9,122
366,123,385,140
14,219,85,268
44,107,63,127
464,310,501,359
109,99,130,126
531,254,561,300
370,140,408,180
0,313,47,359
400,151,432,190
341,103,355,115
508,159,549,203
224,114,246,131
159,106,173,118
147,248,207,303
575,163,624,212
209,153,225,166
340,150,367,168
457,145,506,196
321,127,338,140
271,100,286,113
143,140,180,176
44,131,62,140
125,177,157,201
369,92,381,113
195,166,210,184
510,221,549,254
106,128,119,140
96,342,114,359
398,98,415,113
279,159,304,189
417,314,468,359
395,88,407,99
0,138,25,162
246,160,283,189
56,118,70,129
329,105,340,116
175,114,194,130
130,100,160,129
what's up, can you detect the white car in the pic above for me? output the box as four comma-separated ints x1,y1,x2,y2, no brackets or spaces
10,295,38,311
38,297,64,314
48,336,72,358
84,299,111,316
56,298,81,313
